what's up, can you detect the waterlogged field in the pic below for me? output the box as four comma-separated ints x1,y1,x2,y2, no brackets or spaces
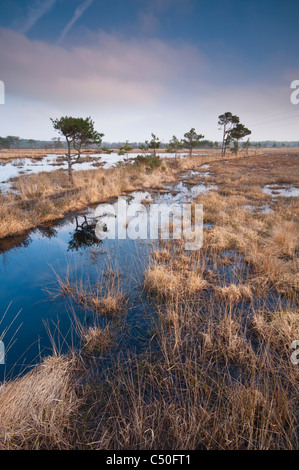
0,149,298,450
0,150,187,192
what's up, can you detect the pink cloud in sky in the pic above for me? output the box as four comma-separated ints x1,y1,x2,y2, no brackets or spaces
0,27,297,141
0,28,206,109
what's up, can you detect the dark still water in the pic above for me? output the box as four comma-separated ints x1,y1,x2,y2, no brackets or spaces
0,197,157,382
0,181,217,382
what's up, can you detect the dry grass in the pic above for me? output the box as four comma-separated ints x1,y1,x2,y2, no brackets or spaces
0,149,66,161
214,283,253,303
1,299,297,450
144,264,182,298
82,325,114,354
88,293,126,316
144,251,208,300
251,309,299,351
270,221,299,258
0,149,298,450
0,156,182,239
0,354,84,450
0,147,267,240
75,300,297,450
49,268,127,317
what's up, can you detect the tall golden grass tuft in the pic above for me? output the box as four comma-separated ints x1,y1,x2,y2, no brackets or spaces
215,283,253,303
0,354,84,450
0,149,298,449
82,325,114,353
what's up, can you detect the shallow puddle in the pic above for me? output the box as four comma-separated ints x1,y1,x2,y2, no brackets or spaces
0,177,209,381
244,203,272,213
0,152,187,192
262,184,299,198
0,173,289,383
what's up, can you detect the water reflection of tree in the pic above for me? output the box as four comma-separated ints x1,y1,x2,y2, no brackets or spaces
68,216,102,251
38,225,58,238
0,233,31,254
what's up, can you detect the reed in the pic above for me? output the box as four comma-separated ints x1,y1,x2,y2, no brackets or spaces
0,149,298,449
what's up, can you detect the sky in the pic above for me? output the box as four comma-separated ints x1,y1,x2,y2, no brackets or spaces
0,0,298,142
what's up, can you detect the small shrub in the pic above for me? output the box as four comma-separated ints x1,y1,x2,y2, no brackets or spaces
133,154,162,170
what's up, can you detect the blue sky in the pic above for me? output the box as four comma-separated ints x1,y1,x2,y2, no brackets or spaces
0,0,298,141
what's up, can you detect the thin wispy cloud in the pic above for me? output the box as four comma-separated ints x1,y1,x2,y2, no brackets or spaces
0,28,203,107
19,0,57,34
2,0,297,141
57,0,94,44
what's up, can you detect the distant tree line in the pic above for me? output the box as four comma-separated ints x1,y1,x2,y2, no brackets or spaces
0,136,68,150
1,109,299,154
1,135,298,151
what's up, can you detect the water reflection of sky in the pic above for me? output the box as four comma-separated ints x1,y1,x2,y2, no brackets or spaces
0,152,187,192
262,184,299,198
0,176,215,382
0,212,154,382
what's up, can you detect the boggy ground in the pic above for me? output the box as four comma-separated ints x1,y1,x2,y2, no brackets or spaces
0,149,298,450
0,148,218,240
0,148,67,161
0,148,287,240
0,147,168,162
0,148,107,161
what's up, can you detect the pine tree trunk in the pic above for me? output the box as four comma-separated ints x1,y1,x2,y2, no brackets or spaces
67,140,73,183
221,125,226,157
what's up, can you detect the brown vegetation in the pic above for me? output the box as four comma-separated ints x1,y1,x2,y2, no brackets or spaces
0,147,268,241
0,149,298,449
0,354,85,450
